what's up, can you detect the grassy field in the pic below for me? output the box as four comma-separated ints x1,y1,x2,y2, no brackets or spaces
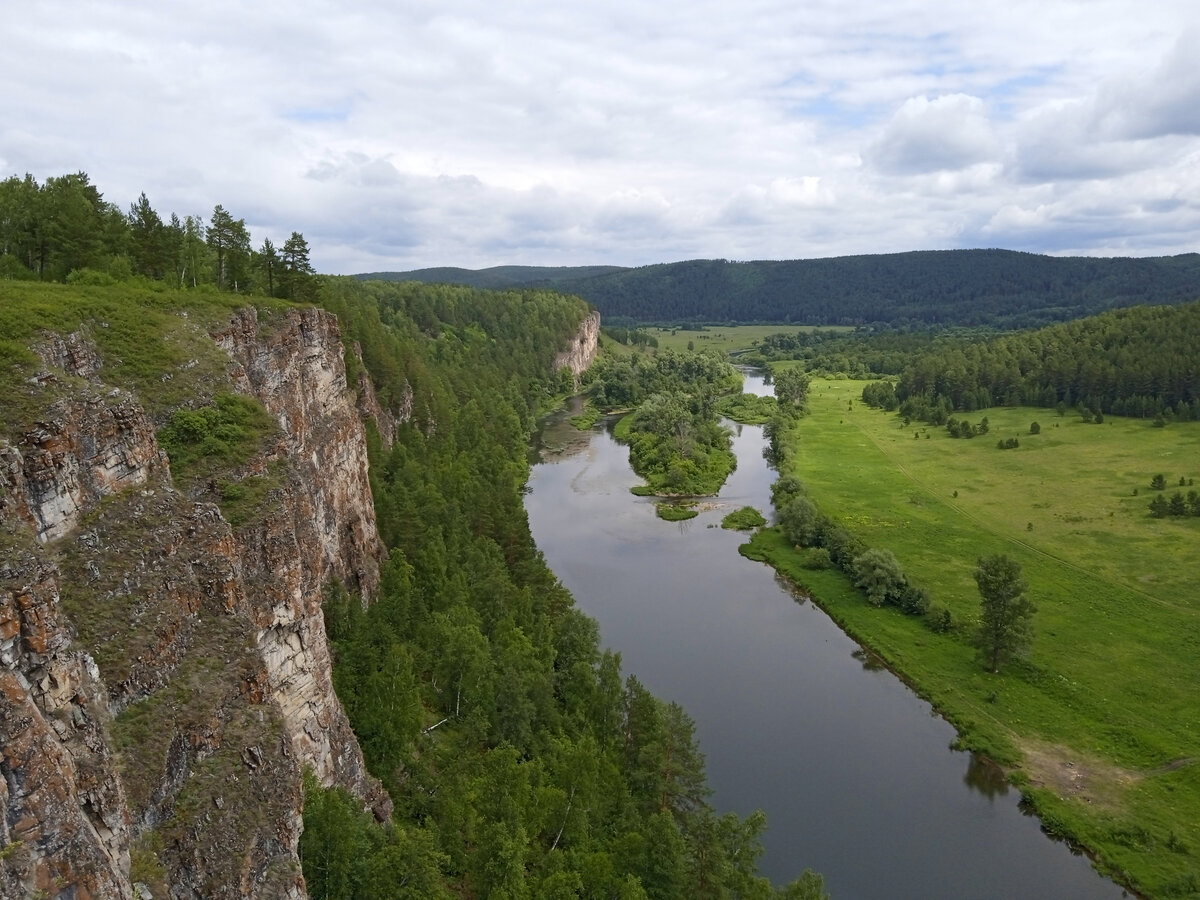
749,376,1200,897
644,324,849,354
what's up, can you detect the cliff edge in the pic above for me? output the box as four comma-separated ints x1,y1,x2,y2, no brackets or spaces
1,306,387,899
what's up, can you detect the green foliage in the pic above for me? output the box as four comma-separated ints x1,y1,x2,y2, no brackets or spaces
924,603,953,633
861,379,899,409
590,350,741,495
300,774,450,900
301,279,788,897
656,502,699,521
157,392,278,487
376,251,1200,330
717,390,779,424
0,171,317,297
721,506,767,530
852,547,907,607
773,365,811,408
973,554,1035,673
777,496,825,548
897,301,1200,422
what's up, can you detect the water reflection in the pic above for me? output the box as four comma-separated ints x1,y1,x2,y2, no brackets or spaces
964,753,1011,800
851,647,887,672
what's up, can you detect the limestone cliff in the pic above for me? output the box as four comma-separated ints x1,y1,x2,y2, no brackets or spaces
1,308,388,899
553,310,601,379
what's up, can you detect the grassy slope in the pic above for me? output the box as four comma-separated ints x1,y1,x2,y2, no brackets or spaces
751,376,1200,897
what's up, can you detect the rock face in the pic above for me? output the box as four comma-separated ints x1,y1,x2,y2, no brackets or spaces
0,310,389,898
553,310,601,379
0,556,132,900
215,308,389,819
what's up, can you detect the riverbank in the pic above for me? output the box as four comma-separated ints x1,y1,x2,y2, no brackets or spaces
750,376,1200,898
527,385,1126,899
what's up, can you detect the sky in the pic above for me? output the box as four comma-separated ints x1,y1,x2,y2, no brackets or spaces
4,1,1199,274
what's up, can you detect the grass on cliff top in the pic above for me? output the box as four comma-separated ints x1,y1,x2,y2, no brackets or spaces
0,281,297,431
755,376,1200,896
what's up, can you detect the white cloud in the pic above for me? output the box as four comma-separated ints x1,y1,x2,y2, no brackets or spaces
867,94,999,175
1,0,1198,270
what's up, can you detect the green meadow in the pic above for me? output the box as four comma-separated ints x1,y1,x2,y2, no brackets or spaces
645,323,848,354
748,376,1200,897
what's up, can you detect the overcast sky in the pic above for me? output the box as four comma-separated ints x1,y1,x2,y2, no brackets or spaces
4,1,1198,273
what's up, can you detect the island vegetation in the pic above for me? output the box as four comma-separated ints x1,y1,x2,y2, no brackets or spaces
584,350,742,496
721,506,767,531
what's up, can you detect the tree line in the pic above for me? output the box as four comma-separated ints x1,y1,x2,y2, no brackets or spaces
0,171,315,298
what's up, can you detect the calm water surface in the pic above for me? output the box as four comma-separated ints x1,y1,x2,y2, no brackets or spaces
524,372,1127,900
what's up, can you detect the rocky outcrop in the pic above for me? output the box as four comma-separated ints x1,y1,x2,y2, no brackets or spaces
2,392,167,544
0,555,131,900
0,306,390,898
215,309,390,819
215,308,384,600
553,310,601,379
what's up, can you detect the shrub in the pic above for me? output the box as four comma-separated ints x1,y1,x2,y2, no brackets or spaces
801,547,833,570
897,582,931,616
778,496,825,547
852,548,906,607
925,604,953,633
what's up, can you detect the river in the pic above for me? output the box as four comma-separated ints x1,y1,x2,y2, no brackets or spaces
524,371,1127,899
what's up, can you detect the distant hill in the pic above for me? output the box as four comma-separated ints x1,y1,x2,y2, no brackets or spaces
361,250,1200,329
358,264,624,290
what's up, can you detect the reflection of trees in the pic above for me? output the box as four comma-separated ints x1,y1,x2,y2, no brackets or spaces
964,753,1009,799
851,647,885,672
774,573,808,606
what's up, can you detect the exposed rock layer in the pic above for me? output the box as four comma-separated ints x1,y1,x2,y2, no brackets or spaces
1,310,388,899
554,310,601,378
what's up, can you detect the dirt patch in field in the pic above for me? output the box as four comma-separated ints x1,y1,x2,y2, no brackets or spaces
1017,739,1140,812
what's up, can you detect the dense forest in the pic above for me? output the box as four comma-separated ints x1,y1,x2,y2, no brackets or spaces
366,251,1200,329
888,302,1200,421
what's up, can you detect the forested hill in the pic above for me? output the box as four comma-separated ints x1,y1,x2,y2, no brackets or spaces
358,264,625,290
894,300,1200,420
364,250,1200,329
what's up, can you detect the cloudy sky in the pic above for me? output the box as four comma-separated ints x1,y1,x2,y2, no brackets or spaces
4,1,1198,273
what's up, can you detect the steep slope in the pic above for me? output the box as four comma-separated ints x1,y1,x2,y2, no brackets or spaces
0,293,388,898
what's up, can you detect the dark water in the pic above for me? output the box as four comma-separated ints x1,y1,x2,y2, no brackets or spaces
525,373,1128,900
